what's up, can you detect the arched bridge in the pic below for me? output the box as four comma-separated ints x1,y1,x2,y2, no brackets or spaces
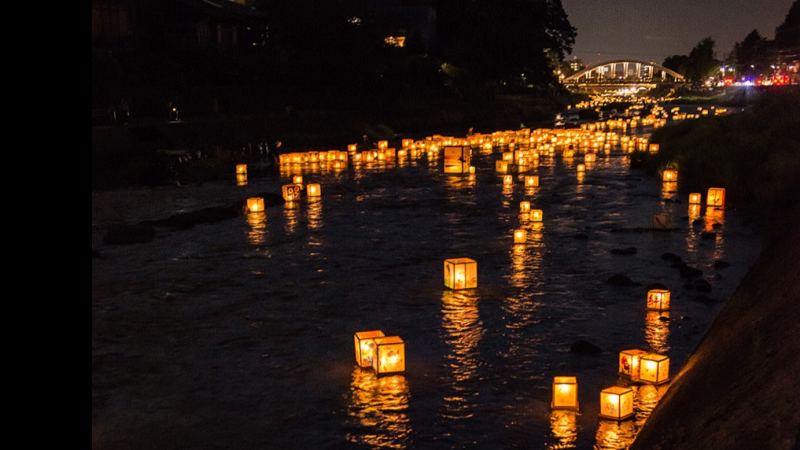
563,59,685,93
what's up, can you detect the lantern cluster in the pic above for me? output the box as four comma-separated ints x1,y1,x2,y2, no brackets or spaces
353,330,406,376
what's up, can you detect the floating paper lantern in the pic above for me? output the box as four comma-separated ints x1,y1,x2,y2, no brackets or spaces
236,164,247,175
599,386,634,420
525,175,539,188
444,146,472,174
649,143,660,153
531,209,543,222
246,197,265,213
503,175,513,186
469,166,476,174
640,353,670,384
707,187,726,208
348,144,357,153
619,349,649,380
496,161,509,173
282,184,302,202
577,163,585,173
662,169,678,182
307,183,321,198
551,376,579,410
373,336,405,375
585,153,596,163
520,201,531,213
354,330,385,368
443,258,478,290
236,173,248,186
689,193,701,205
513,228,527,244
402,138,413,148
646,289,671,311
377,140,388,150
293,175,303,186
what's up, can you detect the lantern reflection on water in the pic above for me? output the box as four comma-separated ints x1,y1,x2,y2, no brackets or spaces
645,311,670,354
595,419,636,449
707,187,726,208
639,353,670,385
346,368,410,448
619,349,648,380
236,173,248,186
246,197,265,213
373,336,405,375
646,289,671,311
549,410,578,449
354,330,385,368
444,258,478,290
599,386,634,420
551,376,579,410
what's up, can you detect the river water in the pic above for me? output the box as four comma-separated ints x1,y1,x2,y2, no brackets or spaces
92,138,760,449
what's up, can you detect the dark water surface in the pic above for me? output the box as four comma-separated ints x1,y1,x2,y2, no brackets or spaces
92,144,760,449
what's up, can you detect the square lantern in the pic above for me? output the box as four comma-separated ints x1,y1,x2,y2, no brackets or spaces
292,175,303,186
348,144,358,153
707,187,726,208
236,164,247,175
373,336,405,376
585,153,597,163
307,183,322,198
503,175,513,186
618,349,649,380
639,353,670,385
577,163,586,173
520,201,531,213
599,386,634,420
662,169,678,182
649,143,660,153
646,289,671,311
378,140,388,150
354,330,385,368
282,184,302,202
443,258,478,290
513,228,527,244
496,161,509,173
402,138,414,148
246,197,265,213
444,146,471,174
688,192,702,205
236,173,248,186
531,209,543,222
525,175,539,188
551,376,579,410
469,166,476,174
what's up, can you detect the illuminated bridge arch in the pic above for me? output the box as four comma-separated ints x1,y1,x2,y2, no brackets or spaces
564,59,685,84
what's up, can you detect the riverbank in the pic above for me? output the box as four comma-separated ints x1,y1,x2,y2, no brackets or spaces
630,207,800,450
632,87,800,234
629,87,800,449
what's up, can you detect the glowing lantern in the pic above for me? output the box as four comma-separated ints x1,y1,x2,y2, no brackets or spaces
354,330,385,368
585,153,596,163
599,386,634,420
496,161,509,173
662,169,677,182
307,183,321,198
469,166,476,174
236,173,248,186
502,152,513,162
444,146,472,174
520,201,531,213
378,140,388,150
577,163,585,173
707,187,726,208
618,349,648,380
525,175,539,187
402,138,413,148
443,258,478,290
348,144,358,153
282,184,302,202
503,175,513,186
373,336,405,375
649,143,660,153
513,228,527,244
551,376,579,410
293,175,303,186
646,289,671,311
689,192,702,205
531,209,543,222
236,164,247,175
639,353,670,384
246,197,265,213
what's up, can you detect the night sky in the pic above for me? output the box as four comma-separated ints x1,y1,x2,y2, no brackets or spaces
562,0,793,65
